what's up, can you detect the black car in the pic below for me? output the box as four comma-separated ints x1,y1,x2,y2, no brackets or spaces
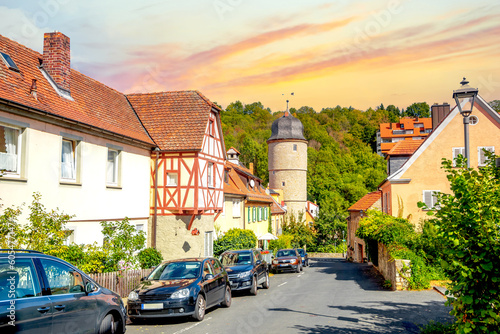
220,249,269,295
297,249,309,267
0,249,126,334
127,257,231,322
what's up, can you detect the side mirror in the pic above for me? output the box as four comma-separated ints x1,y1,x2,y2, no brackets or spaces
85,282,96,294
205,274,214,281
256,260,262,265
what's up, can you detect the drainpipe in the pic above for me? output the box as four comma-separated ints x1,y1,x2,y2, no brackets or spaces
152,148,160,248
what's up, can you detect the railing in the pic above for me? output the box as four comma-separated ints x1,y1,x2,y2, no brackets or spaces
89,268,153,298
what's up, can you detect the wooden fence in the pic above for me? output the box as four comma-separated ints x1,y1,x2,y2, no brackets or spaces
89,268,153,297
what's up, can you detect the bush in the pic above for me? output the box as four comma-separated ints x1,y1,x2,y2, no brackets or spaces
46,243,109,274
419,321,456,334
269,234,294,252
214,228,257,256
138,248,163,269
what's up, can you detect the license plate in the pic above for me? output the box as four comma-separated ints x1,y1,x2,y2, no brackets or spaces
279,264,289,267
141,303,163,310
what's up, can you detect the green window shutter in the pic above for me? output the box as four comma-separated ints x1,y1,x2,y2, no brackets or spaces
247,207,250,223
253,207,256,222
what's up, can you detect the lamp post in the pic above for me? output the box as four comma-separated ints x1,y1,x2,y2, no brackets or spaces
453,78,478,168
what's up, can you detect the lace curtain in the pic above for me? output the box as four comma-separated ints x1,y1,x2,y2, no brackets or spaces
0,126,19,172
61,140,75,179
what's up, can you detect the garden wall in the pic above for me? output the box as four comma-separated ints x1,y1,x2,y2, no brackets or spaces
375,243,410,290
308,252,344,258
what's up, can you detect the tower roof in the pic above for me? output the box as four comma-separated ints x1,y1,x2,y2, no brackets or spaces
267,112,306,142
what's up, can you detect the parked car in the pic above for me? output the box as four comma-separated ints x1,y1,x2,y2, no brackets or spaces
271,249,302,273
297,248,309,267
219,249,269,295
0,249,126,334
127,257,231,322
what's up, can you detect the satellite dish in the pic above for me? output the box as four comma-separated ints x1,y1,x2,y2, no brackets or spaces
250,179,255,187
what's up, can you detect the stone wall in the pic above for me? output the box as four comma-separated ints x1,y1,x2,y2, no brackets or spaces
375,243,411,290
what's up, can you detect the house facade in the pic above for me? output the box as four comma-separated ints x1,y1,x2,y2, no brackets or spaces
127,91,225,260
0,32,153,245
379,97,500,225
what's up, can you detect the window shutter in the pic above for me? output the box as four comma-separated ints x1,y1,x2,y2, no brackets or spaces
248,207,250,223
423,191,432,209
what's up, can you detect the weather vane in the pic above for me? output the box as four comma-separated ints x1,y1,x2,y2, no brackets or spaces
282,92,294,114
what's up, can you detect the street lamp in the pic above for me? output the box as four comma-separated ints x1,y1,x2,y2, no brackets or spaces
453,78,478,168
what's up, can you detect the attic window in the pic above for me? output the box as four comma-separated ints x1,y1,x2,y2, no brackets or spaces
0,52,19,72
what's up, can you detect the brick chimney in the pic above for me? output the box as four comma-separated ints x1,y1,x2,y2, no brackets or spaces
431,103,451,129
43,32,70,92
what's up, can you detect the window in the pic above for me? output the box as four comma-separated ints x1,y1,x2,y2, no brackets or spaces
0,52,19,72
392,138,404,143
383,192,390,213
413,137,423,140
469,115,478,125
107,149,119,185
224,170,229,183
40,259,85,295
0,258,41,300
232,199,241,217
405,130,414,134
282,181,286,186
61,139,77,181
0,124,21,174
167,173,178,186
452,147,465,166
264,207,268,220
424,129,432,133
293,144,297,151
478,147,495,167
392,130,405,135
204,232,213,257
208,120,214,137
210,259,223,275
203,261,213,276
423,190,439,210
414,123,424,128
208,163,214,187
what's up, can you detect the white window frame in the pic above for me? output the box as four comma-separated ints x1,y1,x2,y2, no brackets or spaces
61,138,78,182
469,115,478,125
232,199,241,218
422,190,440,210
167,172,178,186
208,162,214,187
478,146,495,167
452,147,465,167
0,123,22,176
106,148,120,186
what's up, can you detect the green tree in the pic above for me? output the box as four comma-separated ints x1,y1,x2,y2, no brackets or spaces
101,218,146,271
422,154,500,332
489,100,500,113
282,212,316,248
213,228,257,256
313,211,347,250
404,102,430,118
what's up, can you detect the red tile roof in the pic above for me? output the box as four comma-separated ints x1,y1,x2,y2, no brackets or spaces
271,197,286,215
226,161,273,204
127,91,220,151
0,34,153,145
348,191,381,211
379,117,432,138
387,139,424,156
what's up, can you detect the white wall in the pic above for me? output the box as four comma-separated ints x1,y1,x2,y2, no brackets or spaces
0,111,151,246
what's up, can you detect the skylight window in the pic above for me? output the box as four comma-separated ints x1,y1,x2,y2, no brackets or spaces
0,52,19,72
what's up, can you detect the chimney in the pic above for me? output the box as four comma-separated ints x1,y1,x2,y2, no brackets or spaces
43,32,70,92
249,162,254,174
431,103,451,129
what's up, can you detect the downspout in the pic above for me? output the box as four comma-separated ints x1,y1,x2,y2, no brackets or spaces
152,148,160,248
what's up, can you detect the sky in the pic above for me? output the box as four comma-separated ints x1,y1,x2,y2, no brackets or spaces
0,0,499,112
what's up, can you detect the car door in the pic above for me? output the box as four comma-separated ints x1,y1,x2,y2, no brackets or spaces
209,259,225,302
38,259,97,334
0,257,52,334
253,251,264,282
201,261,218,307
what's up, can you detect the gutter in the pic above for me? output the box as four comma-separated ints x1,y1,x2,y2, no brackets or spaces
152,148,160,248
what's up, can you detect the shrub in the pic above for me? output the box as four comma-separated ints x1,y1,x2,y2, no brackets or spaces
269,234,294,252
419,321,456,334
46,243,108,274
214,228,257,256
138,247,163,269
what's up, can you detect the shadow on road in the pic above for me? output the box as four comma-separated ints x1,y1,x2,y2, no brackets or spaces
311,258,388,291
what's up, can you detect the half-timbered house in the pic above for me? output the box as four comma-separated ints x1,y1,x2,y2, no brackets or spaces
128,91,225,260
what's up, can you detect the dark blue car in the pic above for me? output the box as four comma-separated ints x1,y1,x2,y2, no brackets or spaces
220,249,269,295
127,257,231,322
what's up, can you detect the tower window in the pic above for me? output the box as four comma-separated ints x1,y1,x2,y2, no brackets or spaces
282,181,286,186
293,144,297,151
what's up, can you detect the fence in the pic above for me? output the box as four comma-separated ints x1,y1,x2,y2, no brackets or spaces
89,268,153,297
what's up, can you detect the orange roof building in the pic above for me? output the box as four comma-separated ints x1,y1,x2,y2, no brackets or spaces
386,139,424,175
377,117,433,156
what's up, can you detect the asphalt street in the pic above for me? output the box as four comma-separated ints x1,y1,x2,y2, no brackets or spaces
125,259,453,334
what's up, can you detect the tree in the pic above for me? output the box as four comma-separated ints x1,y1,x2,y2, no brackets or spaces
281,212,316,248
489,100,500,113
404,102,430,118
313,211,347,250
422,153,500,332
214,228,257,256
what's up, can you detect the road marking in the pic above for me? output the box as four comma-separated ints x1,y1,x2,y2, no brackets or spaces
278,282,288,287
172,317,212,334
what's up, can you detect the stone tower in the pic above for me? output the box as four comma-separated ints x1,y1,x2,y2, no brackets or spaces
267,110,307,218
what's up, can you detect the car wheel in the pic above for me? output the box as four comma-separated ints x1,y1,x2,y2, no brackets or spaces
221,285,231,308
193,294,206,321
250,275,258,295
262,272,270,289
99,313,117,334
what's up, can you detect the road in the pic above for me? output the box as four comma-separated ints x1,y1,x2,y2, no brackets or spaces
125,259,453,334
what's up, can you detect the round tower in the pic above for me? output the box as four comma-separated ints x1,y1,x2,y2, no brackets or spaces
267,111,307,218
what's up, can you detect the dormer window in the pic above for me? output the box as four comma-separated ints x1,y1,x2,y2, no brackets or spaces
0,52,19,72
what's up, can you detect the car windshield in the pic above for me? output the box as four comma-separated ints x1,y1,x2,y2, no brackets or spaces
297,249,305,256
276,250,295,257
220,252,253,266
149,261,201,280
